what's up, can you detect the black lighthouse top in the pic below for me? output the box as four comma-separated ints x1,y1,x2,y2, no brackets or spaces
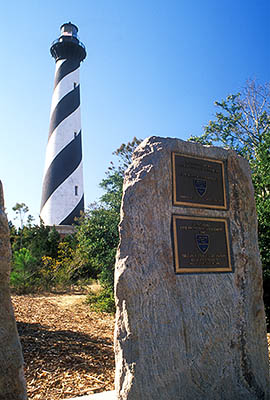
50,22,86,62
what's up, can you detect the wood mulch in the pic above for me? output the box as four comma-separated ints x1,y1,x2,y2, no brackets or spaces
12,294,270,400
12,294,115,400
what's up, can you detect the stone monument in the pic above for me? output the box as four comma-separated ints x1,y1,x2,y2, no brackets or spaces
114,136,270,400
0,181,27,400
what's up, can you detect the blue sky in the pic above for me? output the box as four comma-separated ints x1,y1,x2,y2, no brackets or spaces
1,1,269,224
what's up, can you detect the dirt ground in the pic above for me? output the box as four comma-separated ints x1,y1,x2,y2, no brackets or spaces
12,293,115,400
12,294,270,400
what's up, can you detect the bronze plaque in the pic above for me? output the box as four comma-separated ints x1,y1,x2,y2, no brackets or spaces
172,215,232,273
172,153,227,209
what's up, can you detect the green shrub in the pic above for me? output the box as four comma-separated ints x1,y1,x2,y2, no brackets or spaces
10,248,38,293
86,288,115,313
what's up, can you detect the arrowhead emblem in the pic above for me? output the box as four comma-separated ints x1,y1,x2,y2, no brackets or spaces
196,234,209,253
194,179,207,197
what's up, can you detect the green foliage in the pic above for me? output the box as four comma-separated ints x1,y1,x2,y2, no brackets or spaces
189,80,270,160
253,135,270,327
71,137,142,311
22,222,60,260
10,218,63,292
86,288,115,313
74,205,120,284
73,137,142,293
110,136,142,175
99,171,124,212
189,80,270,327
10,248,37,293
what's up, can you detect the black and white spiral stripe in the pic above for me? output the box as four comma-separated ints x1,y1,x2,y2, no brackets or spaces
40,58,84,225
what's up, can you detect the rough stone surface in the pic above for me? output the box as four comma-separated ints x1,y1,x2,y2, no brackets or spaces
114,137,270,400
0,181,27,400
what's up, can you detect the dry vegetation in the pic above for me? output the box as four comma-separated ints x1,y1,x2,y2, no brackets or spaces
12,294,115,400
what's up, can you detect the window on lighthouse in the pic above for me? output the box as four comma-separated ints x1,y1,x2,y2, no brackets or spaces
75,186,78,196
74,82,77,89
74,131,77,138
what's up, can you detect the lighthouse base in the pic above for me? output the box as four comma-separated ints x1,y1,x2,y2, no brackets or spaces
54,225,75,238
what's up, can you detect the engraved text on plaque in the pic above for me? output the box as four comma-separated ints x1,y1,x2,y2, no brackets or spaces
172,215,232,273
172,153,227,209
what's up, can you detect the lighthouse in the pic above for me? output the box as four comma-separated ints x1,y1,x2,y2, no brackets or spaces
40,22,86,231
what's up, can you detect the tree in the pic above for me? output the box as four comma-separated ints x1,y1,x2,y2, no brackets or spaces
12,203,30,229
189,79,270,325
11,220,60,261
9,216,62,292
251,134,270,323
110,136,142,175
74,205,120,287
10,248,37,293
74,138,142,311
74,136,142,282
12,202,32,248
190,80,270,160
